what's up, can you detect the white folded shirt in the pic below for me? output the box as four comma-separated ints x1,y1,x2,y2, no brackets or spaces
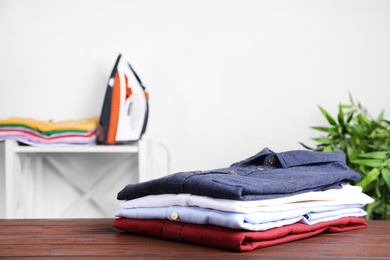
119,184,373,213
115,204,367,231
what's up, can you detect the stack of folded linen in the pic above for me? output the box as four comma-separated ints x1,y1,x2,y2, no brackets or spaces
114,147,372,251
0,117,98,146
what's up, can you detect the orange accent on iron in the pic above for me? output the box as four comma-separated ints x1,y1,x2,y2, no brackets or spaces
125,75,132,98
106,71,121,144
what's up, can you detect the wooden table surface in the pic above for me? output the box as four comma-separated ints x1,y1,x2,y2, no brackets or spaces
0,219,389,259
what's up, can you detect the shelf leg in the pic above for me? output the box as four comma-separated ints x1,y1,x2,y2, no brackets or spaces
138,139,149,183
5,140,17,218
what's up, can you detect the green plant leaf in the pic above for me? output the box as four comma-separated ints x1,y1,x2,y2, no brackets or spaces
346,144,353,159
310,126,339,136
375,179,382,198
341,104,354,109
351,125,365,139
299,142,314,150
322,146,333,152
359,114,372,126
348,92,355,105
351,159,383,168
358,151,389,160
337,104,345,126
357,168,380,188
369,144,390,151
381,168,390,190
365,199,380,220
318,106,337,126
377,111,384,123
312,137,335,145
346,111,355,123
350,147,362,161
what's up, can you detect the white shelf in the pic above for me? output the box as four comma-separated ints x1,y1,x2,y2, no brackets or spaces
4,139,150,218
13,143,139,153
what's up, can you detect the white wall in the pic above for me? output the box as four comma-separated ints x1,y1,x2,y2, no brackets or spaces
1,0,390,217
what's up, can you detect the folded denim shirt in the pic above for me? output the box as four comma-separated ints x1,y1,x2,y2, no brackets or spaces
117,148,361,201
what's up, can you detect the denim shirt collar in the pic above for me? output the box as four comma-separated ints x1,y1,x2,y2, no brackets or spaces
231,147,346,168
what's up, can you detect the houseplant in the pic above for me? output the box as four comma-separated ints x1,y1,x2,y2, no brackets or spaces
301,94,390,220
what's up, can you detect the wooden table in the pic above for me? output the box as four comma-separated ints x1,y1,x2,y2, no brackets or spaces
1,219,389,259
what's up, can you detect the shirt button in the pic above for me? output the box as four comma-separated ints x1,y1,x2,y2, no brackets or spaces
268,156,276,165
229,170,237,175
170,211,179,220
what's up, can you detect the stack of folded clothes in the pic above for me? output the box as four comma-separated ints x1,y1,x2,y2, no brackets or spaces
0,117,98,146
114,147,373,251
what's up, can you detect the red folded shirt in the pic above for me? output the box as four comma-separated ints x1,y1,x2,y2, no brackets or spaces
113,216,367,251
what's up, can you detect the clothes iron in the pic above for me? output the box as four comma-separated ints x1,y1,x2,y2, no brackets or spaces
97,54,149,144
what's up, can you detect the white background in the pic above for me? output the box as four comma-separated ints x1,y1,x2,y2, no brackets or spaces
1,0,390,217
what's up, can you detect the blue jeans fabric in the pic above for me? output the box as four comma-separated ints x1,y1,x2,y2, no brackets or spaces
117,148,361,201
